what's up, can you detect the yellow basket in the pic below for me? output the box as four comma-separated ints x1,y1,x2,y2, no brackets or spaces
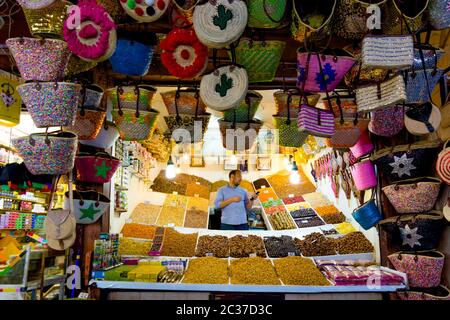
22,0,71,38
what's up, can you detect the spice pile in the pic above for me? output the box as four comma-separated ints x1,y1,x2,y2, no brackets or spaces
184,209,208,229
229,235,267,258
230,257,281,285
334,232,374,254
121,224,156,240
264,236,300,257
182,257,229,284
128,203,161,225
196,235,229,257
294,233,336,257
185,183,210,199
156,206,186,227
187,197,209,212
118,237,152,256
274,257,330,286
160,228,198,257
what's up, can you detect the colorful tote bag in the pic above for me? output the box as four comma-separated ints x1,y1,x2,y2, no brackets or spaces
352,199,383,230
79,121,120,150
379,211,445,251
223,91,262,122
382,177,442,214
297,104,335,138
398,286,450,301
388,251,445,288
161,88,208,115
0,70,23,127
65,190,110,224
403,69,444,104
371,140,441,182
12,132,78,175
274,90,321,117
247,0,287,29
233,39,285,83
368,104,404,137
21,0,70,38
75,152,120,184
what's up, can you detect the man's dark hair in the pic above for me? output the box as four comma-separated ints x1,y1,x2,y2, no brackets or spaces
229,169,241,179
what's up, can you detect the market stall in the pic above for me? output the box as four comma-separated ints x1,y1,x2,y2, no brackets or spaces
0,0,449,301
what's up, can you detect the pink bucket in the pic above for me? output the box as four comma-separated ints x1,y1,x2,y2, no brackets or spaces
296,51,356,93
351,160,377,191
350,131,374,159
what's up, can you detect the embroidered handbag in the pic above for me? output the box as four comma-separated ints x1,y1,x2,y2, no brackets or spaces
333,0,387,40
388,251,445,288
109,32,156,76
0,70,23,127
193,0,247,48
429,0,450,29
6,38,71,82
350,159,377,191
75,152,120,184
223,91,262,122
233,39,285,83
12,132,78,175
371,140,441,182
160,28,208,79
247,0,287,29
291,0,337,43
436,140,450,185
79,121,120,150
120,0,169,22
382,0,429,35
65,190,110,224
379,211,445,251
405,102,442,136
63,1,117,62
398,286,450,301
63,84,105,140
355,75,407,112
368,104,405,137
18,82,81,128
296,50,356,93
361,35,414,70
382,177,442,214
274,90,320,117
352,199,383,230
404,69,444,104
200,65,248,111
218,119,263,151
21,0,70,38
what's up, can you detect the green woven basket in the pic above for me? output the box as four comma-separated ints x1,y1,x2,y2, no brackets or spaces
247,0,287,29
274,116,309,147
232,39,286,83
223,91,262,122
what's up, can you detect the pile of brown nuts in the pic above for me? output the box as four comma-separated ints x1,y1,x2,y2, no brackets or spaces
229,235,267,258
195,235,229,258
293,232,336,257
334,231,374,254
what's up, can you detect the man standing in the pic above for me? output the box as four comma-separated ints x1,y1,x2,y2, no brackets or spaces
214,170,257,230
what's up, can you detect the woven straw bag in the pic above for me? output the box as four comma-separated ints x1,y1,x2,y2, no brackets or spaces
75,152,120,184
247,0,287,29
107,85,157,112
382,177,442,214
297,104,335,138
291,0,337,43
120,0,170,22
18,82,81,128
404,69,444,104
361,35,414,70
161,88,208,115
200,65,248,111
233,39,285,83
12,131,78,175
65,55,97,77
223,91,262,122
333,0,387,40
429,0,450,29
355,75,407,112
6,38,71,82
398,286,450,301
193,0,248,48
274,116,309,148
79,121,120,150
274,90,321,117
369,105,405,137
17,0,56,9
218,119,262,151
405,102,442,136
21,0,70,38
63,1,117,62
436,140,450,185
382,0,429,35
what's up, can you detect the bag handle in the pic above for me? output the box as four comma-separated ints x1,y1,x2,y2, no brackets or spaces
194,84,200,120
316,53,335,123
116,85,124,116
134,85,141,118
174,81,182,121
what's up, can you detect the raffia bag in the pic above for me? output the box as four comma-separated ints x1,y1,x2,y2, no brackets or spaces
200,65,248,111
247,0,287,29
21,0,70,38
193,0,248,48
361,35,414,70
219,119,263,151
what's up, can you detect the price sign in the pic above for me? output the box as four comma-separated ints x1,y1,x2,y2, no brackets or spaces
249,253,257,258
205,253,214,257
288,252,296,256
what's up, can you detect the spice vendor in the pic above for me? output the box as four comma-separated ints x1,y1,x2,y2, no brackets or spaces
214,170,257,230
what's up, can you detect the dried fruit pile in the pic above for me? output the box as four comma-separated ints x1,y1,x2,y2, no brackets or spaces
128,203,161,225
334,232,374,254
230,258,281,285
274,256,330,286
229,235,266,258
184,209,209,229
118,237,152,256
293,233,336,257
182,257,229,284
196,235,229,257
160,228,198,257
121,224,156,240
264,236,300,257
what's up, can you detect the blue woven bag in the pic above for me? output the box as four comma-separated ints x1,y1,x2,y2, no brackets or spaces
109,34,155,76
352,199,383,230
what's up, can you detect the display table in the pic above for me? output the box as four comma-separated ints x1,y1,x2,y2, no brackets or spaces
89,280,405,300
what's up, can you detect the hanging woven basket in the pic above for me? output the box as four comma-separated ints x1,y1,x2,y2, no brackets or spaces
218,119,263,151
193,0,248,48
160,28,208,79
161,89,208,115
107,85,157,112
63,1,117,62
382,0,429,35
247,0,287,29
120,0,170,23
223,91,262,122
200,65,248,111
79,121,120,150
274,90,321,117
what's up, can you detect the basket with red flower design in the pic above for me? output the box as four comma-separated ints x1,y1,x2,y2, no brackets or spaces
388,251,445,288
75,152,120,184
160,28,208,79
382,177,442,214
63,1,117,62
296,50,355,93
